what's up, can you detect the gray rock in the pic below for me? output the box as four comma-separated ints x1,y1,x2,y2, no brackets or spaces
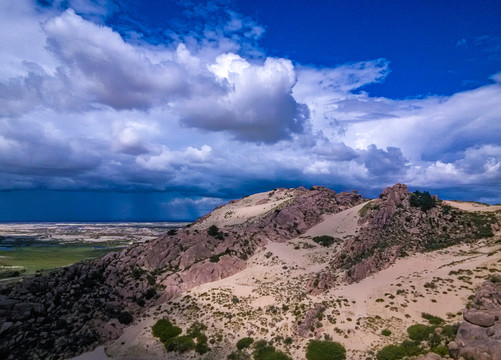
464,310,496,327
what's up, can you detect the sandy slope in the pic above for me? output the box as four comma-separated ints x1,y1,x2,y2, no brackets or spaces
191,188,298,229
444,200,501,212
77,197,501,360
301,201,369,239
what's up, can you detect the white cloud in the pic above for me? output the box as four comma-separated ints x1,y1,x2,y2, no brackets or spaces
178,54,308,142
185,145,212,162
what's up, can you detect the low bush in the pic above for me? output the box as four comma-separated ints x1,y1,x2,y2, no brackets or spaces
400,340,422,356
227,351,251,360
164,335,195,353
253,340,292,360
431,345,449,357
208,225,219,236
306,340,346,360
407,324,433,341
421,313,444,325
381,329,391,336
237,337,254,350
376,345,407,360
117,311,133,325
441,324,458,340
312,235,335,247
195,342,210,354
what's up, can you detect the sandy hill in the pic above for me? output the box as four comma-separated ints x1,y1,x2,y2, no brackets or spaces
1,184,500,360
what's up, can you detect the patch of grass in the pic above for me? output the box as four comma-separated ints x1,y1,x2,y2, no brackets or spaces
359,201,375,217
0,244,118,277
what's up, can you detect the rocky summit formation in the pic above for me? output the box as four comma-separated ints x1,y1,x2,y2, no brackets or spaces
451,274,501,360
334,183,497,282
0,186,363,359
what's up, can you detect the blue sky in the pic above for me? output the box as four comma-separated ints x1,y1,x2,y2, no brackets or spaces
0,0,500,221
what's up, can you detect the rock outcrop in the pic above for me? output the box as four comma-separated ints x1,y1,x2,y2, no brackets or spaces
335,184,498,282
453,275,501,360
296,303,326,338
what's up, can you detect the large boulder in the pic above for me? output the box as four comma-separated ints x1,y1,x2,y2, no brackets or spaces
454,277,501,360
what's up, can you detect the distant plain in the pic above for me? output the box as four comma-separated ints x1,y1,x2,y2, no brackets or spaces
0,222,187,279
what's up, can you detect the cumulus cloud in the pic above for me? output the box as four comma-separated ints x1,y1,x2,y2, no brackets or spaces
0,0,500,209
179,54,308,142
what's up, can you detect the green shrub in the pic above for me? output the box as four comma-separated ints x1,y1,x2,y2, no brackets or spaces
306,340,346,360
466,212,495,238
144,287,157,300
313,235,335,247
252,341,292,360
376,345,407,360
131,266,145,279
407,324,433,341
421,313,444,325
429,332,442,348
164,335,195,353
152,318,182,342
237,337,254,350
431,345,449,357
400,340,422,356
195,342,210,354
381,329,391,336
117,311,133,325
197,333,208,344
441,324,458,340
186,321,207,338
208,225,219,236
228,351,251,360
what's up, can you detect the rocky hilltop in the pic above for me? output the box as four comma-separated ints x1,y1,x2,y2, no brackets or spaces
0,184,499,360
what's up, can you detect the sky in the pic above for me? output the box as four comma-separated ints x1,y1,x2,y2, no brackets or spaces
0,0,500,221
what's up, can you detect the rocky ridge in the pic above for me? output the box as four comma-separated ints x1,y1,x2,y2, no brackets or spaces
0,184,499,359
0,186,363,359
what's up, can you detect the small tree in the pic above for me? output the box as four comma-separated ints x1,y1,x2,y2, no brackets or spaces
410,191,436,211
208,225,219,236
